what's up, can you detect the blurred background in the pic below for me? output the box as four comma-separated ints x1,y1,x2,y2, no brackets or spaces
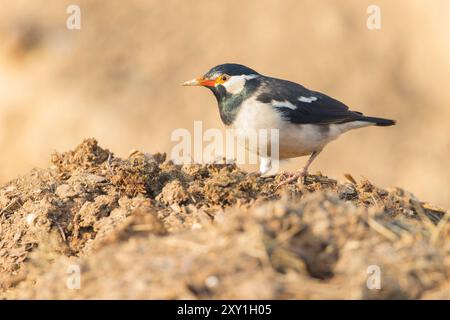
0,0,449,207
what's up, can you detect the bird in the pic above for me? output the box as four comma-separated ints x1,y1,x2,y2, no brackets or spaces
182,63,395,183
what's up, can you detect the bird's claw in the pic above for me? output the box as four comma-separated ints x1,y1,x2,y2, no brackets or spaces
277,170,307,188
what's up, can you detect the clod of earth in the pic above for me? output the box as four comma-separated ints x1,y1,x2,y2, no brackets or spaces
0,139,448,299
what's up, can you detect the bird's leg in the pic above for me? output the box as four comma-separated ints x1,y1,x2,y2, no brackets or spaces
278,150,322,187
300,150,321,178
247,156,271,178
259,157,272,175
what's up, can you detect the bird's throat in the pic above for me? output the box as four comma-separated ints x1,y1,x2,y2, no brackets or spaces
213,82,259,126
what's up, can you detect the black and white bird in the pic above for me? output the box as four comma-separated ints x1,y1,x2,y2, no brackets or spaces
183,63,395,182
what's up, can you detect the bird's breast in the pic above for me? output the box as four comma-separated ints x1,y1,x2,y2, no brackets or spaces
232,97,282,131
231,98,342,158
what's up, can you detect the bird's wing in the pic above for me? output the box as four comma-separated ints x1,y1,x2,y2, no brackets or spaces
256,77,364,125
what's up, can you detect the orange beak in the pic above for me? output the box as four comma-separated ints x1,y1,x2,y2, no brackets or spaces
182,77,216,87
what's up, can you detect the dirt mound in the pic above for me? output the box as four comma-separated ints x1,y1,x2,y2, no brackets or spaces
0,139,448,299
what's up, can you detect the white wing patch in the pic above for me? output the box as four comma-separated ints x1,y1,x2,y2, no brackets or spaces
272,100,297,110
298,96,318,103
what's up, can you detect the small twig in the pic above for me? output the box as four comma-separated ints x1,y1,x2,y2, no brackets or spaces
0,198,18,217
431,211,450,245
412,201,436,232
367,218,398,241
370,194,380,207
49,217,66,242
106,153,114,174
344,173,357,185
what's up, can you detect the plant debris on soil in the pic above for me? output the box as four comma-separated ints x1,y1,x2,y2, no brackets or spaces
0,139,448,299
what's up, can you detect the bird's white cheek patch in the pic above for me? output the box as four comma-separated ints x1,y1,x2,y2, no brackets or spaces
298,96,318,103
220,74,258,94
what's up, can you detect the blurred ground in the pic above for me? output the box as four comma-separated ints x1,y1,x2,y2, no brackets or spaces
0,140,448,299
0,0,449,209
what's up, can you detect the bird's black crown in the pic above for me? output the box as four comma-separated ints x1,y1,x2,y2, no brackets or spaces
204,63,259,78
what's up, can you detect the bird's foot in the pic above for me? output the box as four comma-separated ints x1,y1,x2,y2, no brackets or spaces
277,169,307,188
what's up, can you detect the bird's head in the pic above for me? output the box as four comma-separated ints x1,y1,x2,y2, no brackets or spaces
182,63,260,101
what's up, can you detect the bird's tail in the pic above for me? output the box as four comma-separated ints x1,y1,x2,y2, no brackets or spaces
361,116,396,127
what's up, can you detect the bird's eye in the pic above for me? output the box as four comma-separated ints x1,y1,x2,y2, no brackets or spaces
221,74,229,81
